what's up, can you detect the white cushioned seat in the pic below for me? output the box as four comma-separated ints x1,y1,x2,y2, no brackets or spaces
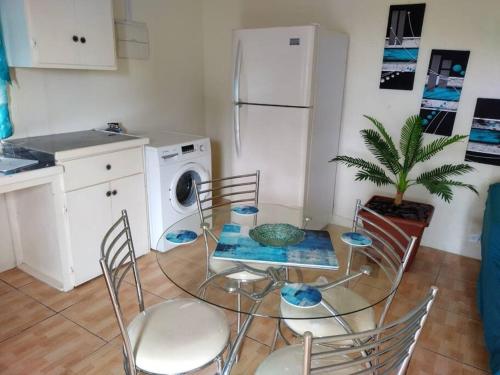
127,298,230,375
255,344,365,375
209,252,268,281
281,286,375,338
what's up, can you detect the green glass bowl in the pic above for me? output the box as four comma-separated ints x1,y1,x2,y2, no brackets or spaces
249,223,305,247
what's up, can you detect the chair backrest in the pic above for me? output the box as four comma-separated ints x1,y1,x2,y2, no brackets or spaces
100,210,144,375
194,170,260,223
302,286,438,375
349,199,418,326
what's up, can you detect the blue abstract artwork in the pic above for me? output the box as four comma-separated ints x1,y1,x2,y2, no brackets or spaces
165,230,197,244
380,3,426,90
420,49,470,136
465,98,500,166
281,283,322,308
341,232,373,247
213,224,338,269
231,205,259,215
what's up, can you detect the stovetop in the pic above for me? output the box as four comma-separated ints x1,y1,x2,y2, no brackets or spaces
6,130,139,155
0,142,55,175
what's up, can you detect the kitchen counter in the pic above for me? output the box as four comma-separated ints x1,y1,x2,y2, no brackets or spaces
0,129,149,291
6,130,148,162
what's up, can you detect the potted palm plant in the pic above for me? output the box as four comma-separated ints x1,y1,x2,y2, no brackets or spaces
331,115,477,268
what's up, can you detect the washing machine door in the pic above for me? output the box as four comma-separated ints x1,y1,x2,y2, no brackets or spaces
170,162,210,214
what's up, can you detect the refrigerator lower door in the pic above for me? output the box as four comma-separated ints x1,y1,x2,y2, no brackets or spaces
232,105,310,209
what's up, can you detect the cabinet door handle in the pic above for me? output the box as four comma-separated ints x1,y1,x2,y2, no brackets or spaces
72,35,79,42
112,190,117,196
106,191,111,197
106,164,112,170
80,36,86,44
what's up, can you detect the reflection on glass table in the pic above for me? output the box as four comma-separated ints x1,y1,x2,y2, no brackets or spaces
156,203,398,320
155,203,403,375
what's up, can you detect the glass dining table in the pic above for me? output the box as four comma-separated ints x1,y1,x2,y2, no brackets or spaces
155,203,396,374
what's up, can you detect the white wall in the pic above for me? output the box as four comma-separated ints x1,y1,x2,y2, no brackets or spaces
0,0,206,271
202,0,500,258
8,0,206,137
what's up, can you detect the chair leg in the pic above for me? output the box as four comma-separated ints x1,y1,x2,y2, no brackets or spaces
122,348,136,375
271,319,294,351
236,280,242,333
215,355,223,374
270,319,280,352
123,358,132,375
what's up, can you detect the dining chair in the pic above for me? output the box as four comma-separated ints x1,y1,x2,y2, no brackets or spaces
100,210,230,375
277,199,418,346
195,170,271,331
257,286,438,375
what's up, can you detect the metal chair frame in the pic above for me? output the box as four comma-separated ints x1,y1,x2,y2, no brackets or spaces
194,171,262,333
100,210,225,375
348,199,418,327
274,199,418,350
298,286,438,375
195,170,260,222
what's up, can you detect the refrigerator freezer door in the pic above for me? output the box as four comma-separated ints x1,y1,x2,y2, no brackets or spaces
234,26,316,107
232,105,310,208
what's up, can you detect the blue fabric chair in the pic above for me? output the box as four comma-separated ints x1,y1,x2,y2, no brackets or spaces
478,183,500,375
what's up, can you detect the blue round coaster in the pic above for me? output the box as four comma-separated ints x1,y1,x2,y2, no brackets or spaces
281,283,322,308
165,230,197,245
341,232,372,247
231,205,259,216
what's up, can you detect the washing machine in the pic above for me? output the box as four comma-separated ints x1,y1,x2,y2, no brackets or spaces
145,131,211,250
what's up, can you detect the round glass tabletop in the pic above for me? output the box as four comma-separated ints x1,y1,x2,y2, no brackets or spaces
155,203,397,320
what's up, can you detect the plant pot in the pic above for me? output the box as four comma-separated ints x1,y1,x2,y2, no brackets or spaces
359,195,434,271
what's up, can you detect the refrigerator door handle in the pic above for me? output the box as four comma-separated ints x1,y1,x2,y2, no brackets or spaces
233,40,242,155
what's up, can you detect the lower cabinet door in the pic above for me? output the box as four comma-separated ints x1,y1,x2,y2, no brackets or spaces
110,174,149,257
66,182,112,285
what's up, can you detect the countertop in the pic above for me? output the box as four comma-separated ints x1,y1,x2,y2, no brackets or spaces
1,129,149,176
6,130,142,154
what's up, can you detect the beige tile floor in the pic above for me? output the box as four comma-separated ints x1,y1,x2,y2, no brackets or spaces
0,225,491,374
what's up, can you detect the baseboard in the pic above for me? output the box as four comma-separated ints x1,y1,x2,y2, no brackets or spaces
17,263,64,291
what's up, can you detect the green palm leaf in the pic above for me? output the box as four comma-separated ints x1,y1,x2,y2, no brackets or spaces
442,180,479,194
363,115,399,159
416,135,468,163
415,164,475,182
419,179,478,202
361,128,401,174
419,179,453,202
354,170,393,186
399,115,423,170
330,114,477,205
331,156,394,186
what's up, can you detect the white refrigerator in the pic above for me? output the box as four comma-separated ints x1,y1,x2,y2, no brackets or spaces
232,25,348,229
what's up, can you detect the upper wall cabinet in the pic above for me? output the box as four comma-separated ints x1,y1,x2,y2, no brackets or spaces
0,0,117,70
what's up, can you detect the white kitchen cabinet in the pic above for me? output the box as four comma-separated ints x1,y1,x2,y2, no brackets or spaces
0,0,116,69
66,173,149,285
66,182,112,285
110,174,149,259
61,145,149,286
73,0,116,67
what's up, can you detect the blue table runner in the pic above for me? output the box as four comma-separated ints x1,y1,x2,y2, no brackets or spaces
213,224,339,270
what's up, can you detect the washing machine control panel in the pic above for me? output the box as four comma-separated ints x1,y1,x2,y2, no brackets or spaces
160,138,210,163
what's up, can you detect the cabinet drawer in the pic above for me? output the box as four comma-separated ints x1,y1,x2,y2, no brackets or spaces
62,148,143,191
